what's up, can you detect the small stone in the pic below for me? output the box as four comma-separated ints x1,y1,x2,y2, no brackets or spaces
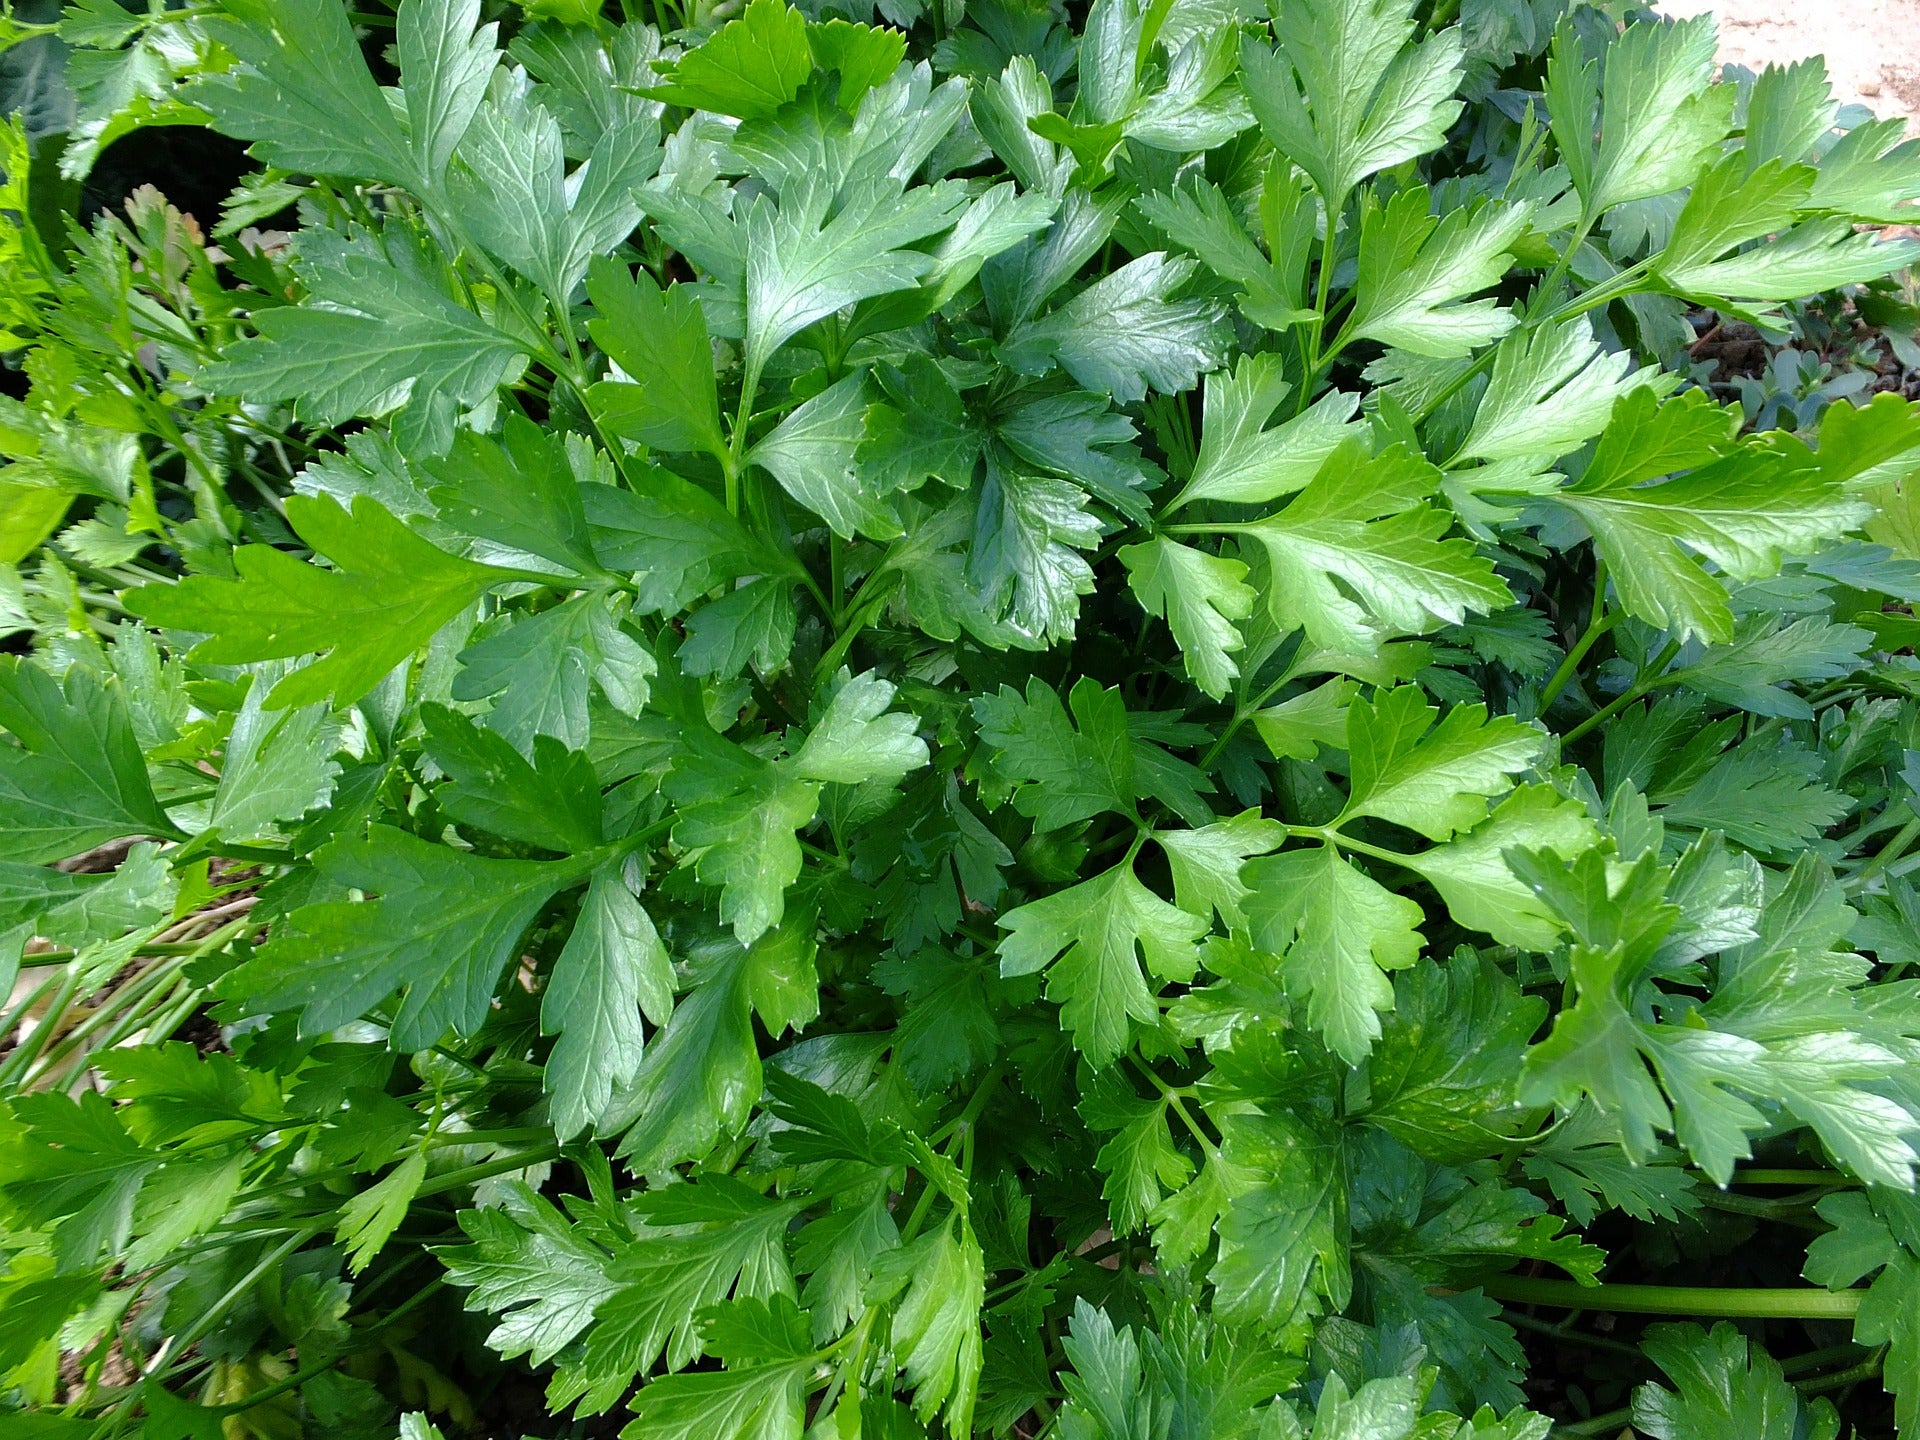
1862,78,1884,96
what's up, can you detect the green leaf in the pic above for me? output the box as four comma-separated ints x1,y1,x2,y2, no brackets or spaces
227,826,592,1049
1804,1190,1920,1434
441,1183,624,1366
857,358,984,492
1367,950,1547,1162
1556,397,1869,642
667,671,923,942
421,705,604,852
586,470,798,617
966,455,1104,646
666,745,818,945
1549,17,1733,217
397,0,496,184
1239,0,1463,212
208,673,341,844
601,941,767,1172
337,1151,427,1275
972,676,1135,831
1211,1100,1350,1332
0,847,173,950
790,669,930,786
1456,318,1657,465
1343,189,1531,359
453,594,655,754
624,1360,810,1440
200,230,528,430
1656,155,1919,301
0,1090,160,1269
1136,177,1312,332
1120,536,1255,700
1337,685,1543,841
1168,356,1365,509
681,578,800,680
1402,786,1601,948
998,857,1207,1067
0,658,179,864
642,0,813,119
1631,1323,1840,1440
568,1182,800,1410
1001,252,1230,403
748,375,902,540
744,173,965,383
889,1215,985,1433
1155,810,1288,931
1665,614,1873,719
1242,844,1425,1063
1238,440,1512,650
1087,1085,1194,1234
1251,677,1356,761
545,867,672,1152
423,414,602,578
587,259,726,460
1809,116,1920,223
196,0,413,187
129,495,510,710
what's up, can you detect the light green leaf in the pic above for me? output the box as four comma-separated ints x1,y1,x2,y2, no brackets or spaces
227,826,591,1050
642,0,813,118
1457,318,1657,464
338,1152,427,1275
748,375,902,540
999,858,1208,1067
196,0,413,187
1155,810,1288,930
1550,17,1733,217
1557,398,1870,642
1403,786,1601,949
543,865,675,1141
1338,685,1543,841
1238,440,1513,650
200,231,528,429
1001,252,1230,402
789,669,929,786
666,749,819,946
624,1361,809,1440
208,671,340,844
1119,536,1255,699
1239,0,1463,212
1170,355,1365,509
586,259,726,460
398,0,496,183
129,495,511,710
1344,189,1531,359
890,1216,985,1433
1242,843,1425,1063
744,173,965,382
1656,154,1919,301
0,659,180,864
1631,1322,1841,1440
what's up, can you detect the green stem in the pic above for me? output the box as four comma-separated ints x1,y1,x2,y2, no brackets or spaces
1795,1351,1886,1394
1538,560,1613,709
1561,638,1683,746
1725,1168,1845,1187
413,1146,562,1200
1851,813,1920,889
1481,1276,1861,1319
1555,1407,1632,1437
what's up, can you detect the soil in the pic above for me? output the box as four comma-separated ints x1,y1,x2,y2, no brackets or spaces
1660,0,1920,122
